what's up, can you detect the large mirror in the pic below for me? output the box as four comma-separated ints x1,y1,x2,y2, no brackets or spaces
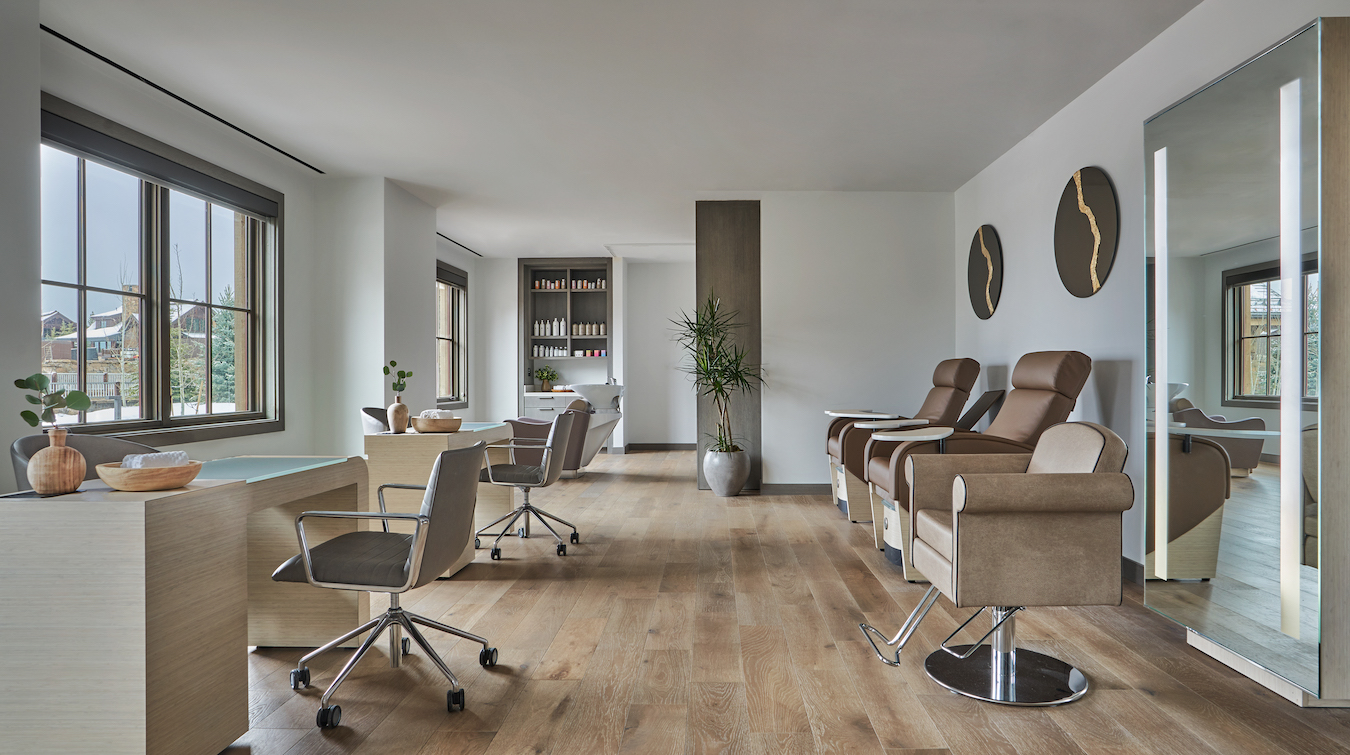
1145,24,1320,694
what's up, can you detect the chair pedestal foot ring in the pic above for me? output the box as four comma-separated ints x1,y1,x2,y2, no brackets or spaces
924,645,1087,706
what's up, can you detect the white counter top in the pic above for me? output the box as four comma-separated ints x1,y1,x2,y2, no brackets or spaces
523,391,578,397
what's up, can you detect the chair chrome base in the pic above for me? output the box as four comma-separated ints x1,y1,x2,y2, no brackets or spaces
291,593,496,724
475,487,578,557
924,645,1087,706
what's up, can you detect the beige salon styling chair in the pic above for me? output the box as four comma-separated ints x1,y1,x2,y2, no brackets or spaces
1145,432,1230,579
1303,423,1319,567
826,358,981,526
476,412,578,559
864,350,1092,581
860,422,1133,706
271,443,498,728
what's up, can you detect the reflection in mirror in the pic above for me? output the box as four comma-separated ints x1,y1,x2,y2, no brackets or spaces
1146,24,1319,694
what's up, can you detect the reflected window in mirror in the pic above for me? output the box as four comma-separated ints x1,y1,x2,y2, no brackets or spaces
1223,256,1318,407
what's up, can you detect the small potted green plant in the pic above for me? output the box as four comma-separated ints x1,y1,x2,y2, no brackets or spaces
672,292,762,496
13,373,92,494
535,365,560,393
383,360,413,433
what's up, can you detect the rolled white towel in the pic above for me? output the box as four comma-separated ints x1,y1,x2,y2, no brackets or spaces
418,409,458,419
121,451,190,469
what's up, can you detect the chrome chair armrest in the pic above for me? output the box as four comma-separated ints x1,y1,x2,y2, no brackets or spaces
376,484,427,533
294,510,429,591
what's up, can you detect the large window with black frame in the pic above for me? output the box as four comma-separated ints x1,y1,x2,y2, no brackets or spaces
435,262,468,407
1224,258,1320,404
39,143,268,430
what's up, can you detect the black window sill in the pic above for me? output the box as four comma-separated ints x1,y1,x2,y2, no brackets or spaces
1221,397,1319,412
65,416,285,446
437,400,469,411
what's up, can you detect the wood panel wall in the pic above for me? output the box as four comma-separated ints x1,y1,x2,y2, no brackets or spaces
694,200,762,490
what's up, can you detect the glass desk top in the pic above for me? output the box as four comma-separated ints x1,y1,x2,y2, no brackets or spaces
197,456,349,483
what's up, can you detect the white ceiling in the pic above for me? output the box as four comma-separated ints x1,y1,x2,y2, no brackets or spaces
42,0,1200,259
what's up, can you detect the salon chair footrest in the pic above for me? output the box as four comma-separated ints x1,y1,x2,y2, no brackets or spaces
924,645,1087,706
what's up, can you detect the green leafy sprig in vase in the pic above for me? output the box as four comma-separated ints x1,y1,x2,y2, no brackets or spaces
383,360,413,433
13,373,92,494
535,365,559,393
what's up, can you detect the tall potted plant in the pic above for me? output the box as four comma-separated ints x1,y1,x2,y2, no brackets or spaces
673,292,762,496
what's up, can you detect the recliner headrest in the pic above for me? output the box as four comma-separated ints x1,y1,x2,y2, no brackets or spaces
932,358,980,391
1010,351,1092,397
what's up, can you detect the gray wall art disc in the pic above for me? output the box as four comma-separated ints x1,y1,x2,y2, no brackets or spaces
967,224,1002,320
1054,167,1119,298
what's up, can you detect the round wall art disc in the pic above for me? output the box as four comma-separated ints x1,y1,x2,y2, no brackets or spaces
967,225,1002,320
1054,167,1119,298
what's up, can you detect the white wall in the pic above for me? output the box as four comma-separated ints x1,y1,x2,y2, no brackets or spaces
473,258,520,423
624,261,696,445
761,192,955,484
310,178,385,456
951,0,1350,561
383,180,438,413
0,1,41,493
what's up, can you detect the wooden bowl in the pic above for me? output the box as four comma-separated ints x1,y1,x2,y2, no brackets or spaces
410,417,463,434
96,460,202,492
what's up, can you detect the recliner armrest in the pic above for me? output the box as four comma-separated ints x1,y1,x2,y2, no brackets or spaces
954,473,1134,514
906,453,1032,514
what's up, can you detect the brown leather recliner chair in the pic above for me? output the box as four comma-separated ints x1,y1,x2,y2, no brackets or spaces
860,422,1133,706
1171,406,1264,475
826,359,980,528
864,351,1092,581
505,399,590,476
1145,433,1230,580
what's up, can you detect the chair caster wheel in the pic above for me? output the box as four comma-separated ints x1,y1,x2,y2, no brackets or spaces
402,637,411,656
474,537,481,549
556,544,567,556
570,532,579,544
517,526,528,539
490,547,502,560
316,704,341,728
480,646,498,667
290,667,310,690
448,688,466,712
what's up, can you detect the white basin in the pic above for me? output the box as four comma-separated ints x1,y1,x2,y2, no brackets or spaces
571,383,624,411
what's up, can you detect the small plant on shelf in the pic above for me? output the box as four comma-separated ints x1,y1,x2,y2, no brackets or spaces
535,365,560,392
383,360,412,394
14,373,91,427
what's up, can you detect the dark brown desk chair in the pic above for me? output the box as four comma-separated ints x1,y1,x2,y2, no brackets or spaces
864,351,1092,581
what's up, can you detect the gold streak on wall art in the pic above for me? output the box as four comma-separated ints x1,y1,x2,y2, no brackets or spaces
978,226,994,315
1073,170,1103,292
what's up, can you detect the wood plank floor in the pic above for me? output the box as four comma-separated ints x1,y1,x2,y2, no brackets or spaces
227,451,1350,755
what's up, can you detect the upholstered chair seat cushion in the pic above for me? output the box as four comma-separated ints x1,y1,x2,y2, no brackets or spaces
273,531,414,588
480,464,544,485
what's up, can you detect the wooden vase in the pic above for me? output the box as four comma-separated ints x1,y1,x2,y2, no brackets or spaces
387,395,409,434
28,427,86,495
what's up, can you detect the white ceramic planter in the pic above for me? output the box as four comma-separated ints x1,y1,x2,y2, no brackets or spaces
704,449,750,497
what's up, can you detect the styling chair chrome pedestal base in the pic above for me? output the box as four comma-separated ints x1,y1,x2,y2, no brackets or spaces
862,593,1088,707
923,607,1087,706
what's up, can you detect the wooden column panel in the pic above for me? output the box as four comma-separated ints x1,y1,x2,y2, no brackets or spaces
695,200,761,490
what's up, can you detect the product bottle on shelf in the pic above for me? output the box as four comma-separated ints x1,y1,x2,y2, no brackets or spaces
600,322,606,336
